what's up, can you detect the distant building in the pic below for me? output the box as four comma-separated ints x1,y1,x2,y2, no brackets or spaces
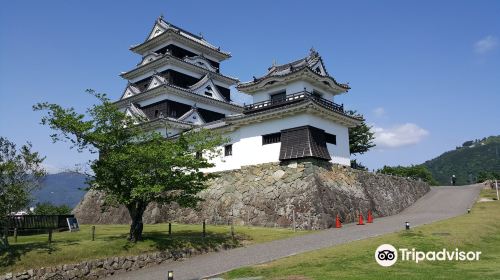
12,207,34,215
115,16,363,172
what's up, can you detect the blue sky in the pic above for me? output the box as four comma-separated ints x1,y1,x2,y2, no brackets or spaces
1,0,499,173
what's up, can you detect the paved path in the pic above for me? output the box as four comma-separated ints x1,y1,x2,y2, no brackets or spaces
107,185,481,280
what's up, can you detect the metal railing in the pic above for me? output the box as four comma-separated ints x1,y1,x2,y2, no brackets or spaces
243,91,345,114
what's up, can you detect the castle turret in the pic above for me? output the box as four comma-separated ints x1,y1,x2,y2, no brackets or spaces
115,16,242,137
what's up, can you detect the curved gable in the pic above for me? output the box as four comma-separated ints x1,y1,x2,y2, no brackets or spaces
189,75,227,102
121,84,141,99
146,74,167,91
183,55,218,72
139,53,162,66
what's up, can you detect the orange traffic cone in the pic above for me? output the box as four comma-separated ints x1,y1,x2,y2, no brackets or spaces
335,214,342,228
357,213,365,225
367,210,374,223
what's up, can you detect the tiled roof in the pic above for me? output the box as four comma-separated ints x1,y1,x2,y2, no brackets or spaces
125,102,149,120
116,81,244,113
177,106,206,125
156,17,225,54
132,16,230,57
183,55,219,73
223,93,363,128
121,83,141,99
120,52,239,83
268,49,324,76
237,49,350,90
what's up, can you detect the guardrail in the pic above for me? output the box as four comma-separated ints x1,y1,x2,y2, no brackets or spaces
243,91,345,114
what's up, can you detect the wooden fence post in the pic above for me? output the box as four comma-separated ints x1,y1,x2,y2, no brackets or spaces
292,209,296,232
91,226,95,241
202,220,206,238
14,228,17,243
168,223,172,236
496,180,499,201
48,229,53,244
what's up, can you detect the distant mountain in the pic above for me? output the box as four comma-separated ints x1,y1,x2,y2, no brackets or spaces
422,136,500,185
32,172,89,208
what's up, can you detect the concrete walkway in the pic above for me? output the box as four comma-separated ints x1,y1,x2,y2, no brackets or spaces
106,185,481,280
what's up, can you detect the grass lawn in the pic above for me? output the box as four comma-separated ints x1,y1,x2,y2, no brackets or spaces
0,223,309,274
224,189,500,280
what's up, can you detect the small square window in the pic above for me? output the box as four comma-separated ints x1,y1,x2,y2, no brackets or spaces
224,144,232,156
325,132,336,145
262,132,281,145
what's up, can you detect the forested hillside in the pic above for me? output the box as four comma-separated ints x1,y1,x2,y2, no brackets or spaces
32,172,88,208
422,136,500,185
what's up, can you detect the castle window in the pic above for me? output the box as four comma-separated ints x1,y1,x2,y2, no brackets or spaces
262,132,281,145
312,90,323,98
270,91,286,104
325,132,336,145
204,85,213,97
315,66,321,73
224,144,232,156
154,110,159,118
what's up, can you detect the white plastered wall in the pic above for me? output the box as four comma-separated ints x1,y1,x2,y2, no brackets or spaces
205,113,350,172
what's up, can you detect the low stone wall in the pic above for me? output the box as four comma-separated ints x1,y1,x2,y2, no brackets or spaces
74,160,430,229
1,244,235,280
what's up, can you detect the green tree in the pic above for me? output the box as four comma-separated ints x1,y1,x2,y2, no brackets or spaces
0,137,45,248
34,90,226,242
378,165,438,185
346,110,375,155
32,202,72,215
477,171,500,183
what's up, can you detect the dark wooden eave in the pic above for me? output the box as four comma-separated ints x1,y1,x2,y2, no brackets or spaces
120,53,239,85
114,83,244,113
130,28,231,61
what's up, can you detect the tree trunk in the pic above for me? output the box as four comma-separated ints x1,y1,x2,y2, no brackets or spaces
126,201,147,242
0,225,9,249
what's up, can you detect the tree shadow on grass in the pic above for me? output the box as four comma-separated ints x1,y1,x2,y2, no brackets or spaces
145,230,237,251
95,229,240,251
1,229,240,272
0,241,57,270
0,237,89,271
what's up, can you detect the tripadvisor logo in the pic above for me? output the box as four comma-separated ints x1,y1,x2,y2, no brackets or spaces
375,244,482,267
375,244,398,267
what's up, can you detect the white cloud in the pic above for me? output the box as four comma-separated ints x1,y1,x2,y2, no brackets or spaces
374,123,429,148
373,107,385,117
474,36,498,54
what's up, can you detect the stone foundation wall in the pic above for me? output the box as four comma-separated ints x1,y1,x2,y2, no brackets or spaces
74,160,430,229
0,244,235,280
